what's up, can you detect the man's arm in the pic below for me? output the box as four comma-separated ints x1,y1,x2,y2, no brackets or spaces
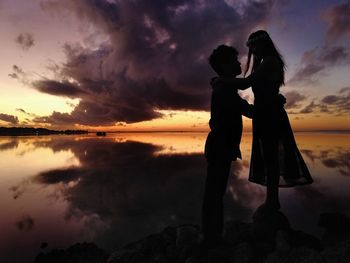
211,75,253,90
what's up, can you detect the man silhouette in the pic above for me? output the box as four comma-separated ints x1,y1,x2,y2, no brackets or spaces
202,45,253,248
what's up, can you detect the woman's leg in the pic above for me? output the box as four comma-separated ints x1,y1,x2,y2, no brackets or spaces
262,137,280,210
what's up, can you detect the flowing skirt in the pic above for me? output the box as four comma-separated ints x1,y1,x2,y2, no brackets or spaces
249,105,313,187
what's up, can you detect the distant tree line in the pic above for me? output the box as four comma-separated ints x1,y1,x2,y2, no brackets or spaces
0,127,88,136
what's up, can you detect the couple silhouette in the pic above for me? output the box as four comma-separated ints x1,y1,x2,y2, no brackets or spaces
202,30,313,249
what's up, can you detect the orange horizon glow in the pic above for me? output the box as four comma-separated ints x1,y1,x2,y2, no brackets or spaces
1,109,350,132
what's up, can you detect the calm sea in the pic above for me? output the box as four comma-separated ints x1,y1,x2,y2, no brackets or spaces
1,132,349,262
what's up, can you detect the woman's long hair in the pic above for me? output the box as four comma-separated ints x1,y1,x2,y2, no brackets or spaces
244,30,286,86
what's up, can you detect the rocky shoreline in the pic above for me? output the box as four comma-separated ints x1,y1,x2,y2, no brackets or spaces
35,210,350,263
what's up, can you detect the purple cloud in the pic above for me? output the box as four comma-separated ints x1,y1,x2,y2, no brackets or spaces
33,80,87,98
284,90,306,109
300,101,317,114
323,1,350,40
33,0,276,126
289,45,350,85
15,33,35,50
0,113,19,124
297,87,350,115
320,87,350,114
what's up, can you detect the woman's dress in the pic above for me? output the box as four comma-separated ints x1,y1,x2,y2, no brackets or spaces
248,77,313,187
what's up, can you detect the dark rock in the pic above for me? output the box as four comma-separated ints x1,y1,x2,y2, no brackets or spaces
278,247,324,263
176,225,200,249
165,243,179,261
318,213,350,247
265,247,324,263
223,221,252,245
290,230,323,251
322,240,350,263
207,245,234,263
161,226,177,244
35,242,108,263
252,205,291,248
232,242,254,263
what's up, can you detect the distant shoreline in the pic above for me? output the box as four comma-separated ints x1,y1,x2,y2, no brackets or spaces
1,127,349,136
0,127,88,136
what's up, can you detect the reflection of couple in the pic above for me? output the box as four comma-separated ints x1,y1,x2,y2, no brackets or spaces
202,30,313,248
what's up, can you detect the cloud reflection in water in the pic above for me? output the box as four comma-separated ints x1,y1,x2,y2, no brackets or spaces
1,133,350,261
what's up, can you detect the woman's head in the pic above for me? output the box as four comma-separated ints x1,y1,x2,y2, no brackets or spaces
246,30,272,57
245,30,286,85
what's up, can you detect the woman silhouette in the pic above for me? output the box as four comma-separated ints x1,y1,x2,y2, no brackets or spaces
245,30,313,210
216,30,313,210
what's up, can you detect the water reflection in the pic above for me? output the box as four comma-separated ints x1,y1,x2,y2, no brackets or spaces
0,133,349,262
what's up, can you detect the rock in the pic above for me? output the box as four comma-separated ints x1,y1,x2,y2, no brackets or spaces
140,234,166,255
207,246,233,263
252,204,291,249
275,230,291,253
232,242,254,263
290,230,322,251
322,240,350,263
318,213,350,247
185,256,201,263
223,221,252,245
151,253,168,263
35,242,108,263
161,226,177,244
165,243,179,261
265,247,325,263
176,225,200,249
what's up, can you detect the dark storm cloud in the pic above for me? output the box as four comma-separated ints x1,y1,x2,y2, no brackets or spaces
35,0,276,126
289,45,350,85
323,1,350,40
33,80,87,98
0,113,19,124
283,90,306,109
15,33,35,50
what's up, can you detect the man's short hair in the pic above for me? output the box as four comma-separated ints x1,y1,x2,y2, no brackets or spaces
209,45,238,75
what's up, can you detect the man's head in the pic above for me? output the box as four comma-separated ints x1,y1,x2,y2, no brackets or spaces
209,45,241,76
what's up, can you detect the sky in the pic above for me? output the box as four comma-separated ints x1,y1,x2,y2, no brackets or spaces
0,0,349,132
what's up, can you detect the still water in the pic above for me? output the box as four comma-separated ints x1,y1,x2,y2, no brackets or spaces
1,132,349,262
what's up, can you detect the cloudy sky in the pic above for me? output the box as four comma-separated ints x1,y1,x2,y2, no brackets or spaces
0,0,349,131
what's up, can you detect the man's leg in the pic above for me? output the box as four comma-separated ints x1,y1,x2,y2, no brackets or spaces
202,159,231,247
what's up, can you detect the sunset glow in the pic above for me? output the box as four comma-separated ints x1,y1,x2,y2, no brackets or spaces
0,0,349,131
